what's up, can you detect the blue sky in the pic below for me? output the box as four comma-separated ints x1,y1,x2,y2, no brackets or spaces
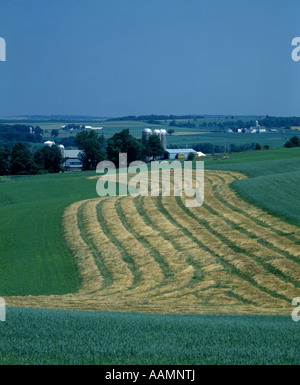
0,0,299,117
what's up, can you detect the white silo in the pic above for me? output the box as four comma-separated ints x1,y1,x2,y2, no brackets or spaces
153,129,161,141
160,129,167,149
44,141,55,147
142,128,152,144
58,144,65,158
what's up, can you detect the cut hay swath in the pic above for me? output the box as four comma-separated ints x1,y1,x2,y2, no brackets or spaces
5,170,300,315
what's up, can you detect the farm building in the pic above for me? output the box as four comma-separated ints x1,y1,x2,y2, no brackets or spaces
164,148,198,159
64,150,83,172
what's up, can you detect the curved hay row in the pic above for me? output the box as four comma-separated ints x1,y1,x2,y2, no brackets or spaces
185,175,300,284
209,171,300,241
5,170,300,315
159,195,290,307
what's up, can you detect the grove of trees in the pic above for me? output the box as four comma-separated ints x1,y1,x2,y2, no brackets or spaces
0,142,63,175
74,130,106,170
0,124,43,143
284,136,300,148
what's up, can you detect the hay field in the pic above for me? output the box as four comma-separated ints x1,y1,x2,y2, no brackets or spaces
5,170,300,315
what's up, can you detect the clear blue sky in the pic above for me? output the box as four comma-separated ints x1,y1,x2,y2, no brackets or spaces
0,0,299,117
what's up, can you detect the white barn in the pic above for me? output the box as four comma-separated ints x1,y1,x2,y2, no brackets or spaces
64,150,83,172
164,148,198,159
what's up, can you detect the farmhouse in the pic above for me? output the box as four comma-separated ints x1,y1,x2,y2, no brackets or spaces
64,150,83,172
164,148,198,159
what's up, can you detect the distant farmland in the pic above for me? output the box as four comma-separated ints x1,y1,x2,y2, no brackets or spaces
4,118,297,149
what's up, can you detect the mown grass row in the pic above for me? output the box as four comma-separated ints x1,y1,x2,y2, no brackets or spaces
153,194,282,309
77,200,113,291
174,195,297,299
185,176,300,286
210,171,300,240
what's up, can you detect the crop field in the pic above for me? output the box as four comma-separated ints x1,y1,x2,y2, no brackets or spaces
204,146,300,167
206,148,300,226
5,169,300,315
0,171,98,296
167,131,297,148
233,171,300,226
0,308,299,365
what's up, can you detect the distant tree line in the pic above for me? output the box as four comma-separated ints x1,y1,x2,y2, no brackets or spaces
169,120,196,128
0,124,43,143
262,117,300,129
107,114,206,122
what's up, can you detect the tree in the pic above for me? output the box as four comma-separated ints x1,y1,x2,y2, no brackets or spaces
284,136,300,148
75,130,106,170
255,143,261,150
34,145,63,173
106,129,141,166
167,129,175,135
59,136,76,148
51,129,59,137
187,152,196,161
33,148,46,173
0,147,10,175
10,142,34,175
143,135,164,159
229,144,239,153
32,126,43,142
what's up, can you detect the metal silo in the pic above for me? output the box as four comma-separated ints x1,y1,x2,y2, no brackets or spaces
58,144,65,158
142,128,152,144
153,129,161,142
160,129,167,149
44,141,55,147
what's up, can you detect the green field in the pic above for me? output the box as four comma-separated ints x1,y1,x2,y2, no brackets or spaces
0,171,98,295
205,147,300,226
167,131,296,148
204,146,300,170
232,171,300,227
0,308,299,365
